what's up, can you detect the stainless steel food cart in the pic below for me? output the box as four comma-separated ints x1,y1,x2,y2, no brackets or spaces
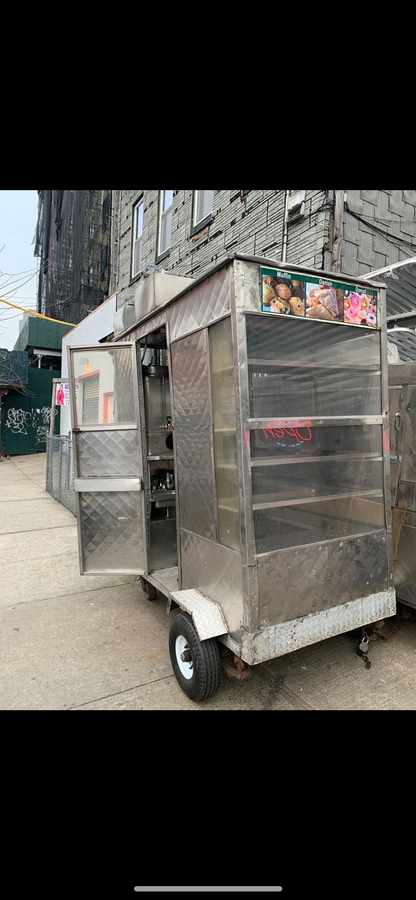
389,361,416,608
68,254,396,700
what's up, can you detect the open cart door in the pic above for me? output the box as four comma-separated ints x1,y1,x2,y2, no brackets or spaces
68,341,146,575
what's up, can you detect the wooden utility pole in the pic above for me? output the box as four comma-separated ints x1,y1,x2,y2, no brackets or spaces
332,190,344,273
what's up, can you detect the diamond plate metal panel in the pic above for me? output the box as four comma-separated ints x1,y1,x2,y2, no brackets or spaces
76,431,141,477
180,530,244,636
171,589,228,640
239,589,396,665
169,265,232,342
393,522,416,607
80,491,144,573
171,330,216,540
258,531,390,626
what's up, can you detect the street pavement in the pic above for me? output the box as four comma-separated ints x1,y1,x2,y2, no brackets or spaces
1,453,416,710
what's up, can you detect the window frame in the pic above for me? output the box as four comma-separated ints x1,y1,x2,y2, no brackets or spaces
131,197,144,282
191,190,214,236
156,190,173,263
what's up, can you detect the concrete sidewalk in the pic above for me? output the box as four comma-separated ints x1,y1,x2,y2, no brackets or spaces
1,453,416,710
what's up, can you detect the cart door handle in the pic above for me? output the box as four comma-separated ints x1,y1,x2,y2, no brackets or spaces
394,412,401,432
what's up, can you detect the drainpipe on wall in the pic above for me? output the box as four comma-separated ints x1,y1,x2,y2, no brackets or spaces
332,190,344,273
281,190,290,263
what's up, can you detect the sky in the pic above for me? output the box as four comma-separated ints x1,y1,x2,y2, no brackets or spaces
0,190,39,349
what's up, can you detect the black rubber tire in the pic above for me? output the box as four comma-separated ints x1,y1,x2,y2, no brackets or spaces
139,577,156,601
169,612,221,702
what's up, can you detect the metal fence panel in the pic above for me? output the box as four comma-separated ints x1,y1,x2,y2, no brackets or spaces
46,435,77,516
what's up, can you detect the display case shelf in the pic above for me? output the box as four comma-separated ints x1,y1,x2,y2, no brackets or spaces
248,357,381,373
252,488,383,511
251,453,383,467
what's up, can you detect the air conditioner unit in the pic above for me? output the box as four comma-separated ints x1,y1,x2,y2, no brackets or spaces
113,302,136,337
134,271,194,322
287,190,305,223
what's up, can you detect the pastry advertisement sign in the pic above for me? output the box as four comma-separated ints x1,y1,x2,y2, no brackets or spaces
261,268,378,328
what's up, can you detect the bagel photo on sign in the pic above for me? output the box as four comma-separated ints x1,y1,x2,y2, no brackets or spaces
261,269,306,317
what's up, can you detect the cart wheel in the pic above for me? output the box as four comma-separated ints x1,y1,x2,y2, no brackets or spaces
169,612,221,702
139,577,156,601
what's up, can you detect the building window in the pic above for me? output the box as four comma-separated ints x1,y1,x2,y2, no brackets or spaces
132,200,144,279
88,264,94,286
89,223,95,241
157,190,173,260
192,190,214,233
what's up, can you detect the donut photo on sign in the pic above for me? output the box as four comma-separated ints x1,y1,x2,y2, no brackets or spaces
344,291,377,327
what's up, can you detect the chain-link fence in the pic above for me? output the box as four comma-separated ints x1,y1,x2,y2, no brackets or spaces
46,435,77,516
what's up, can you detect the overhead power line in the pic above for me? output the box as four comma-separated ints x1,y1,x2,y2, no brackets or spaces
0,296,75,326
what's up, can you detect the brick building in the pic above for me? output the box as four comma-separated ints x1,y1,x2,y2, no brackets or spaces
116,190,416,313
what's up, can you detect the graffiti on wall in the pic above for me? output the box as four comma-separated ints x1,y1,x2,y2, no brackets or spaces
5,407,58,442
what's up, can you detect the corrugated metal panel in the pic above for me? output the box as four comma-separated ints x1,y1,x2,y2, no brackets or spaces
387,329,416,361
82,373,99,424
363,257,416,320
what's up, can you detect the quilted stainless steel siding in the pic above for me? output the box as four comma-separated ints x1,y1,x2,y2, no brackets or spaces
257,531,390,626
180,530,244,637
79,490,145,573
171,330,216,541
169,265,232,342
76,431,141,477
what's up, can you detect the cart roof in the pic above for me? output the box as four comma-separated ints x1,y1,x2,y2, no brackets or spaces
363,256,416,361
116,253,387,340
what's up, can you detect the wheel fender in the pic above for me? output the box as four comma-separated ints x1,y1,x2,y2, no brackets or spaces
170,589,228,641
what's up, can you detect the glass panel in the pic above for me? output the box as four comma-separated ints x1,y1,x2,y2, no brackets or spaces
160,209,172,254
72,348,135,427
254,495,385,554
163,190,173,210
209,317,239,551
133,238,142,276
252,458,383,506
195,190,213,224
247,315,382,418
80,491,143,572
251,424,382,460
135,202,143,239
